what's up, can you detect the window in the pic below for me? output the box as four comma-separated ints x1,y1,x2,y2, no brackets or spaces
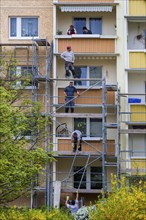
74,166,86,189
89,18,102,35
10,66,37,88
74,18,86,34
90,119,102,137
74,118,102,138
74,66,102,87
73,166,102,190
10,17,38,38
74,118,86,136
74,17,102,34
89,66,102,86
91,167,102,189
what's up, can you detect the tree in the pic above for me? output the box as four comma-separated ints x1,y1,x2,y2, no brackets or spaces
0,53,53,205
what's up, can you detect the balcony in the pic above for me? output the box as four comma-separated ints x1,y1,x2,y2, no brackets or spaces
129,0,146,16
129,52,146,69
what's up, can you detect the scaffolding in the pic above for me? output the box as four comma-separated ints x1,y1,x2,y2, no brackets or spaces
1,39,145,208
118,92,146,179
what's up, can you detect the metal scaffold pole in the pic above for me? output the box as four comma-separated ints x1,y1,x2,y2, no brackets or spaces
117,88,121,186
102,78,107,195
45,40,53,210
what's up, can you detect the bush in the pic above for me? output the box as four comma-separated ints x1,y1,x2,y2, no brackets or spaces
47,208,73,220
0,207,73,220
89,175,146,220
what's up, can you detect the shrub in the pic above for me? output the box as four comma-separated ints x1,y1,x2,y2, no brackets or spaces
0,207,73,220
89,175,146,220
47,208,73,220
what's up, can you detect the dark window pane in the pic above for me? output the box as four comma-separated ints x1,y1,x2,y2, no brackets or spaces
21,66,33,76
21,66,33,86
89,18,102,34
90,118,102,137
10,18,17,37
74,18,86,34
89,66,102,86
21,18,38,37
74,166,86,189
91,167,102,189
74,66,87,86
74,118,86,137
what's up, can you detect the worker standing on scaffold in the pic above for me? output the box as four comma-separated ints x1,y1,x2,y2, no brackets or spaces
71,130,82,152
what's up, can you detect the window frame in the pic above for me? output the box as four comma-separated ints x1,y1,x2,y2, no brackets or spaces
10,66,38,89
9,17,39,39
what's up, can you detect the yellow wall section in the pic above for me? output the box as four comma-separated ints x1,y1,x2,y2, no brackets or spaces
129,52,146,69
129,0,146,16
130,105,146,122
131,159,146,175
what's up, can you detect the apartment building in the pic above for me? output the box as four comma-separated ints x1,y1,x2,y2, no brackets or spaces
0,0,145,208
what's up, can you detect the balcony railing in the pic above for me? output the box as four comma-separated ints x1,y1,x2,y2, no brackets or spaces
129,52,146,69
55,0,114,3
131,158,146,175
56,37,115,54
130,105,146,122
57,139,115,155
129,0,146,16
58,88,115,105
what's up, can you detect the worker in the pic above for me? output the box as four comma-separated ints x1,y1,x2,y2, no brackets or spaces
61,46,76,78
67,25,77,35
71,130,82,152
64,82,80,113
82,26,92,34
65,191,79,215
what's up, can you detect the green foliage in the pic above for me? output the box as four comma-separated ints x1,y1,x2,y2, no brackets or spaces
89,175,146,220
47,208,73,220
0,55,53,206
0,208,73,220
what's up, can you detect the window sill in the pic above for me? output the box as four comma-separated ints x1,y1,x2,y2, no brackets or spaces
9,37,39,40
